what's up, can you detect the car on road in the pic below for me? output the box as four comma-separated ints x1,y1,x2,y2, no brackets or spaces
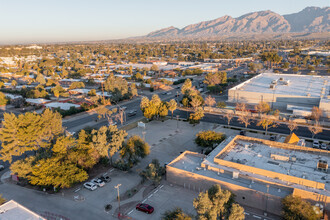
136,203,154,214
269,136,276,141
127,110,137,117
91,178,105,187
313,140,320,149
100,175,111,182
239,131,246,136
161,92,167,95
166,92,172,95
109,121,117,126
83,182,97,191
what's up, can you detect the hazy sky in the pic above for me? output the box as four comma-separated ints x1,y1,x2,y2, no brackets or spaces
0,0,328,44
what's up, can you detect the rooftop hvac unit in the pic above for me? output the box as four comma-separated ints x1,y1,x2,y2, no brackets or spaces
317,160,328,172
272,80,278,85
232,171,239,179
270,84,275,89
279,77,284,81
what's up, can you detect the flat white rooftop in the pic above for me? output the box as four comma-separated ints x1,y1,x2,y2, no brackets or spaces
221,139,330,190
231,73,330,98
0,200,45,220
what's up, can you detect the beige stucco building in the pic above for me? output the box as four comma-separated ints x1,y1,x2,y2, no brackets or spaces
166,135,330,215
228,73,330,117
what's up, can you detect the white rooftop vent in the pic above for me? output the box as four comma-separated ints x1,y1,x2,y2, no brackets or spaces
232,171,239,179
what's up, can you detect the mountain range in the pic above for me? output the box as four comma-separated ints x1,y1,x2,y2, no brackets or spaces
144,7,329,39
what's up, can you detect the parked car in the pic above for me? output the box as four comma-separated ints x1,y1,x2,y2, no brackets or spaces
136,203,154,214
83,182,97,191
270,135,276,141
0,165,4,171
166,92,172,95
91,178,105,187
320,143,327,150
313,140,320,149
239,131,246,136
100,175,111,182
127,110,137,117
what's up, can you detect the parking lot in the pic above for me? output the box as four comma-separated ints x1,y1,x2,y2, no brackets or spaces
127,183,198,220
0,119,287,220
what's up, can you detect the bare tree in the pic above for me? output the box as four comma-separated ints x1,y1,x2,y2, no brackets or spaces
287,119,298,134
204,95,216,107
223,110,234,125
236,102,246,112
255,101,270,116
257,115,278,135
190,97,202,110
311,106,322,122
238,110,251,128
308,122,323,139
116,108,125,125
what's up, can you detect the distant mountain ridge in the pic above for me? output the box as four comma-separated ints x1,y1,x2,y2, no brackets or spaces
145,7,329,39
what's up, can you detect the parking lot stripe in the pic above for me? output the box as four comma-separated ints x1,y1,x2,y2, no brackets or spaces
127,210,134,215
154,189,159,194
159,185,164,189
148,194,153,199
253,215,262,219
142,199,147,203
244,212,250,215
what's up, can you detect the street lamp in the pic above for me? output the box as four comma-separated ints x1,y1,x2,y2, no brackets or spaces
115,184,122,216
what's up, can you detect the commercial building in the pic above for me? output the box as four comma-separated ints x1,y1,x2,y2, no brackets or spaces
166,135,330,215
228,73,330,117
0,200,46,220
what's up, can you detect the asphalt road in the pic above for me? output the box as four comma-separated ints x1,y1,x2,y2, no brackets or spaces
63,77,204,131
173,110,330,141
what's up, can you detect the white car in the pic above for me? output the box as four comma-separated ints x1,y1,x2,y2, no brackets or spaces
91,178,105,187
320,143,327,150
83,182,97,191
313,140,320,149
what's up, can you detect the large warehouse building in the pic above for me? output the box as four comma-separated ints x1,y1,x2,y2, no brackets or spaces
166,135,330,216
228,73,330,117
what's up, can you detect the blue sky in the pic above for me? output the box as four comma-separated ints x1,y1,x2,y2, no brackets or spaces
0,0,328,44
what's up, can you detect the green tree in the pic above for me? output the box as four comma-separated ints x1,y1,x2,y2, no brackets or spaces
0,92,8,106
11,80,17,88
140,159,165,185
0,195,6,205
189,107,204,125
167,99,177,118
162,208,192,220
228,204,245,220
181,79,192,95
107,125,127,164
195,131,226,149
88,89,97,96
36,74,46,85
10,156,35,179
69,81,85,90
29,157,88,188
120,135,150,167
282,195,321,220
217,101,226,108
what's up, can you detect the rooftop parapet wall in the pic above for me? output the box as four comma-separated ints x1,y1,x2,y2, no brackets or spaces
293,188,330,211
213,136,329,190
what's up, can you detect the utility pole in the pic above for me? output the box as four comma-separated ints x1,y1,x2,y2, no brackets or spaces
115,184,121,216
